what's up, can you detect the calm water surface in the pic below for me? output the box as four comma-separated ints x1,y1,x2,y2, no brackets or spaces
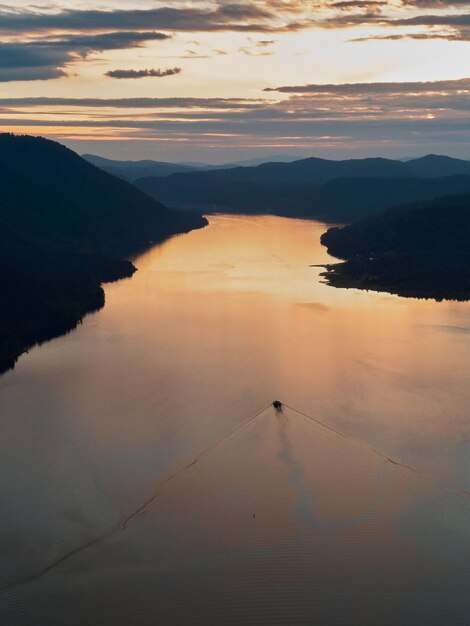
1,215,469,625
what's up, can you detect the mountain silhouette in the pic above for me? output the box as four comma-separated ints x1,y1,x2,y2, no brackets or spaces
0,134,207,373
320,194,470,301
405,155,470,178
136,161,470,223
82,154,197,182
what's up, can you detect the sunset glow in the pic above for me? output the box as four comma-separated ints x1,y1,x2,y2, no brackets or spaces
0,1,468,160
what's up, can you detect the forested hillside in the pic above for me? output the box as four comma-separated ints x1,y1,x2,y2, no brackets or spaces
0,134,207,373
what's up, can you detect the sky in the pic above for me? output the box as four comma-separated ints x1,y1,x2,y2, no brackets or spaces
0,0,469,162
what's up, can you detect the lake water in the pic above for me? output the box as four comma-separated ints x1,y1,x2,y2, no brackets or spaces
0,214,469,625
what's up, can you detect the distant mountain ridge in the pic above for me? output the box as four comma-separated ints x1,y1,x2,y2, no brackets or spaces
0,134,207,373
82,153,306,181
83,154,197,182
405,154,470,177
135,153,470,223
203,156,411,184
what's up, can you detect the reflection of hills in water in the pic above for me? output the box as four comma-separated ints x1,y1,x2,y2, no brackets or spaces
3,405,470,626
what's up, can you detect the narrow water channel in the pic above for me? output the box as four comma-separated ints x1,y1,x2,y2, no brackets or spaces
1,215,469,625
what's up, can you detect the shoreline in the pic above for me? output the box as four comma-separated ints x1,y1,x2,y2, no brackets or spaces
0,217,208,376
320,260,470,302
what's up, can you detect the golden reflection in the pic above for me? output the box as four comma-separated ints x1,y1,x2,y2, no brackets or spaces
1,215,469,624
101,214,470,465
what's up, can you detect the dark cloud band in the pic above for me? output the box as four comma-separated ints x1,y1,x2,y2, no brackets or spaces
105,67,182,79
264,77,470,94
0,4,308,35
0,31,170,82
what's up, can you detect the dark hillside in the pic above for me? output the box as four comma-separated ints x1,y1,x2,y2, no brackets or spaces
0,134,206,256
320,195,470,301
406,155,470,178
82,154,196,182
137,170,470,223
0,134,207,373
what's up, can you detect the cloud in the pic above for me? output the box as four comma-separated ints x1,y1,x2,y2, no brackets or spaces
0,4,312,36
0,0,468,78
401,1,470,6
393,14,470,28
0,43,68,81
331,1,387,10
351,29,470,41
105,67,182,79
380,12,470,41
318,5,470,41
239,36,277,55
264,77,470,94
1,77,468,114
1,78,468,152
0,96,267,109
325,0,470,40
0,2,309,82
0,4,467,157
0,2,307,81
255,39,277,46
0,31,170,82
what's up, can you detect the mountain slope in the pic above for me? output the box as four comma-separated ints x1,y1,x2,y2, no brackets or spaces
319,195,470,301
312,174,470,222
405,155,470,178
160,156,409,186
0,134,207,373
0,135,206,256
82,154,197,182
84,153,317,181
134,153,470,221
136,169,470,223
